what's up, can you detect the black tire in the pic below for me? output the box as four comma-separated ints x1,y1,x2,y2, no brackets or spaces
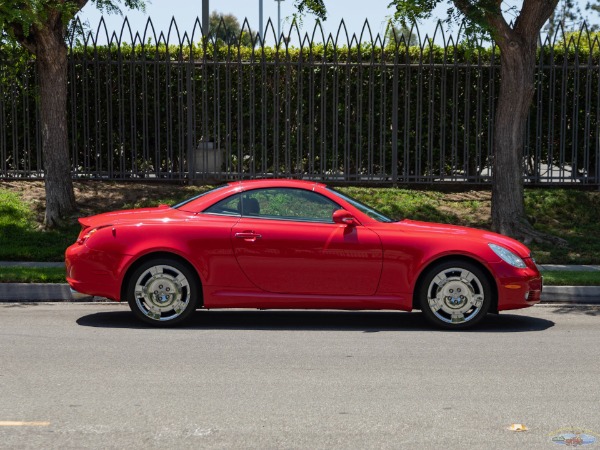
417,260,492,330
126,258,199,326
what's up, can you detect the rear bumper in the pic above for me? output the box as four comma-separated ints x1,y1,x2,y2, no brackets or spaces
70,288,94,301
65,243,127,302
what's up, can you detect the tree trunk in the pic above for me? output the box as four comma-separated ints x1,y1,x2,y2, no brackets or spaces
483,0,565,245
491,37,563,245
491,39,535,238
36,27,76,227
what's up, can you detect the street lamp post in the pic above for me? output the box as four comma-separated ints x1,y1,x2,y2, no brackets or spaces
259,0,263,41
202,0,209,37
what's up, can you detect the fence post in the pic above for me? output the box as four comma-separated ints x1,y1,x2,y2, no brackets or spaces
391,53,399,185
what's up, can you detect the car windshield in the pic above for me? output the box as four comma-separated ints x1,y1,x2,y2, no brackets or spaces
172,185,229,209
328,188,395,223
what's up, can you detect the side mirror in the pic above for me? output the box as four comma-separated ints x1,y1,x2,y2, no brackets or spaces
332,209,357,226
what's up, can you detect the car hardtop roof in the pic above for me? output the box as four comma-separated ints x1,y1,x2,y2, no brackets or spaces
227,179,327,190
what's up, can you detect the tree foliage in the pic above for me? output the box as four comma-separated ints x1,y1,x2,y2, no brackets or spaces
384,21,419,46
0,0,144,227
0,1,145,55
545,0,600,35
208,11,255,46
293,0,328,21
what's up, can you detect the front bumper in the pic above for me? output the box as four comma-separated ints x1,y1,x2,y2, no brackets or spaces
491,260,543,311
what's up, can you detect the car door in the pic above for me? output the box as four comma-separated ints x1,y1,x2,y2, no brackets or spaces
230,188,383,295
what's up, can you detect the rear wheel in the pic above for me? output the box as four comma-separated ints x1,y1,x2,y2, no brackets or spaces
418,260,492,330
126,258,199,326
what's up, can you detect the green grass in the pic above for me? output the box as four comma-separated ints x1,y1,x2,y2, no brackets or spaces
540,270,600,286
337,187,483,225
0,267,66,283
524,189,600,265
0,190,79,262
1,183,599,265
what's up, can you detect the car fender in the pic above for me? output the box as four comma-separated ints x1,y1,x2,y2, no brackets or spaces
85,221,254,293
375,230,499,298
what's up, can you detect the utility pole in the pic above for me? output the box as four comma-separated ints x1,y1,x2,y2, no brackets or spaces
275,0,284,41
202,0,209,37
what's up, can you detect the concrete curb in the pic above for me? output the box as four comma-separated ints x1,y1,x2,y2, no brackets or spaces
0,283,98,302
0,283,598,304
541,286,600,303
0,262,65,268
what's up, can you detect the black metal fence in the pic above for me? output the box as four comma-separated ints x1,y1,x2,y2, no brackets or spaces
1,18,600,185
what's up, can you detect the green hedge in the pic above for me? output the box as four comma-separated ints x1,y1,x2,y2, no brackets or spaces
1,35,599,182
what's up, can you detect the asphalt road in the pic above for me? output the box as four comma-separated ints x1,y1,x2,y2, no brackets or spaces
1,303,599,449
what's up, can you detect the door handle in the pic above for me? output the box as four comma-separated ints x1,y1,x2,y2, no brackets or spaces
235,232,262,241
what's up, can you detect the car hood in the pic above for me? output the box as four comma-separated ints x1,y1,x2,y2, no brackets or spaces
395,219,533,258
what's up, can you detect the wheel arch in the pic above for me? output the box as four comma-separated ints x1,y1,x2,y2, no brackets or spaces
412,255,498,313
120,251,204,306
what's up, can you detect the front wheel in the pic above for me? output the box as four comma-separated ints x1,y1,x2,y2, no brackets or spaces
126,258,199,326
418,260,492,330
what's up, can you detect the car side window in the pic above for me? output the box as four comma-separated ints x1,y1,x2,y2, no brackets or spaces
203,193,242,216
242,188,339,223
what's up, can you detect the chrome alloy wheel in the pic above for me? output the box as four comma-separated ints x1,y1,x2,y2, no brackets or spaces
133,264,191,322
426,267,485,325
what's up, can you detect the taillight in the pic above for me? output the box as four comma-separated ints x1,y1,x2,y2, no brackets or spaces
76,225,111,245
77,228,96,244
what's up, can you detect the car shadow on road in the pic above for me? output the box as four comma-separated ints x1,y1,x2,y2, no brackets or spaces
76,309,554,333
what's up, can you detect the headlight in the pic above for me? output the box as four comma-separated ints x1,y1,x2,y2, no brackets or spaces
488,243,527,268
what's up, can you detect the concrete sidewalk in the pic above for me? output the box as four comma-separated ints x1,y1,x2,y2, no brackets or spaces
539,264,600,272
0,262,599,304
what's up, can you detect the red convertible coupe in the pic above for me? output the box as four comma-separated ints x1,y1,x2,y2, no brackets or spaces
66,179,542,329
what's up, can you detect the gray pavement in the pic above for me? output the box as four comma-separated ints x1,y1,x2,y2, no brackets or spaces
0,262,599,303
1,303,599,449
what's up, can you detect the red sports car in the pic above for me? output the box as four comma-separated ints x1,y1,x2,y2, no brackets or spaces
65,179,542,329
